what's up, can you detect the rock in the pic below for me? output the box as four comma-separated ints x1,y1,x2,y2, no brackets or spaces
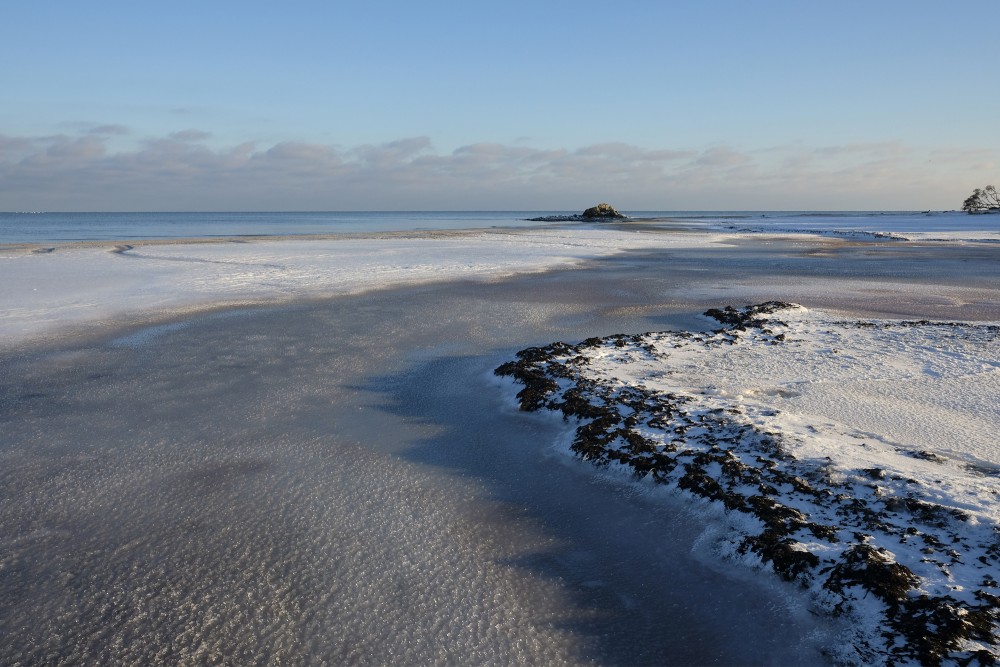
526,203,628,222
581,203,626,219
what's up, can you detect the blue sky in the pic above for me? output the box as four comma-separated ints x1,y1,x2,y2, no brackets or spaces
2,1,998,210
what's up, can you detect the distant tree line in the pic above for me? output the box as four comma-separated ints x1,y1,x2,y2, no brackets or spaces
962,185,1000,213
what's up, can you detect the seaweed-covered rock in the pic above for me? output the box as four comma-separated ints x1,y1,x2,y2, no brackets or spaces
494,303,1000,664
824,544,919,603
704,302,796,330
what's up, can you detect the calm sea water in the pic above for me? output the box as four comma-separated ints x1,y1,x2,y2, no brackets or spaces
0,210,994,244
0,211,547,244
688,210,998,236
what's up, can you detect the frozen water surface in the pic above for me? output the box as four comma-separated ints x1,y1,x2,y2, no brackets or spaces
0,281,823,665
2,230,1000,664
0,229,698,348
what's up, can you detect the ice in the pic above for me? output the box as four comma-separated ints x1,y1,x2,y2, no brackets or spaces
701,210,1000,244
0,275,834,666
3,225,1000,664
0,229,717,348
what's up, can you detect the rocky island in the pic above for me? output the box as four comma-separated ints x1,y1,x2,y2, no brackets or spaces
527,202,628,222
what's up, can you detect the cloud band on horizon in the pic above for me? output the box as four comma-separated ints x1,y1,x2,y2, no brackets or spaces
1,129,995,211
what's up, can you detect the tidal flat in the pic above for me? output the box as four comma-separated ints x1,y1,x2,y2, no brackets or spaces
2,232,998,665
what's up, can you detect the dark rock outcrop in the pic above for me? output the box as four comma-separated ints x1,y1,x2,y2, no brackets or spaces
581,203,626,219
527,203,628,222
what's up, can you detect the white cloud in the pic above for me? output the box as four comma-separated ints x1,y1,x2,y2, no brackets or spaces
262,141,338,163
693,146,753,168
814,142,910,158
0,129,995,211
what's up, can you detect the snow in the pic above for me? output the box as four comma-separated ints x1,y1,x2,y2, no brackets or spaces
498,304,1000,664
585,308,1000,518
0,229,716,348
691,316,981,441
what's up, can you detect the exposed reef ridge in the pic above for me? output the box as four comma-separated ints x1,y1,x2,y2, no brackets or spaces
527,202,628,222
495,303,999,666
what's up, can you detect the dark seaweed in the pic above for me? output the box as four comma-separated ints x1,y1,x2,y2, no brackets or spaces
495,303,999,665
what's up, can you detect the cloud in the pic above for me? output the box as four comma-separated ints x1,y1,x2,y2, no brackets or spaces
928,148,997,172
814,142,909,158
0,135,33,154
5,134,107,168
169,129,211,142
0,128,994,211
576,143,694,162
693,146,753,168
89,124,130,136
262,141,336,162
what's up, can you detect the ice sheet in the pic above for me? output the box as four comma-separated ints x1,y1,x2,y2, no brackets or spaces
5,225,999,664
0,229,718,347
0,275,836,665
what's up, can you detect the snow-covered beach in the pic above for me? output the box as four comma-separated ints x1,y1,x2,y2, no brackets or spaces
2,218,999,665
0,227,704,349
497,303,999,664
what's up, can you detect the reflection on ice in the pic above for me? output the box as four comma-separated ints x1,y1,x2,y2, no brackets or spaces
109,321,190,348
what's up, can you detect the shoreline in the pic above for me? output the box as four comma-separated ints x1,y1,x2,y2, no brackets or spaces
0,225,556,253
0,216,712,253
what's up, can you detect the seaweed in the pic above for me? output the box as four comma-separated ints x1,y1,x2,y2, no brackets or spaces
495,303,1000,664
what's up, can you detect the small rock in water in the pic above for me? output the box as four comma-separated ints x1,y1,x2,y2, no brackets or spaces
581,203,626,220
526,202,628,222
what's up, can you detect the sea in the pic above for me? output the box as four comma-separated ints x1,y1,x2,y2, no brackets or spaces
0,210,995,244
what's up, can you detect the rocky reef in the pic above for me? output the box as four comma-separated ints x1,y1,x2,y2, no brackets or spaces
527,202,627,222
581,203,626,219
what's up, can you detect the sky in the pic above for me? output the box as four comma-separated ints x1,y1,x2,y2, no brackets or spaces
1,1,998,211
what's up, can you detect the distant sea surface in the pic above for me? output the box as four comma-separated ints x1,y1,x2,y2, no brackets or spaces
0,210,994,244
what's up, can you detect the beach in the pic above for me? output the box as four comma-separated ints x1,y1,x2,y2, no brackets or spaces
2,223,999,664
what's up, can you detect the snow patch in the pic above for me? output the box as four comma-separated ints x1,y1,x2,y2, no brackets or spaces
496,303,1000,665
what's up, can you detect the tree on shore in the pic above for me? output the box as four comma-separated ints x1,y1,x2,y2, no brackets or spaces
962,185,1000,213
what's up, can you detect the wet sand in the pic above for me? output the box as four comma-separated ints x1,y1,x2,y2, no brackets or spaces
2,234,999,664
